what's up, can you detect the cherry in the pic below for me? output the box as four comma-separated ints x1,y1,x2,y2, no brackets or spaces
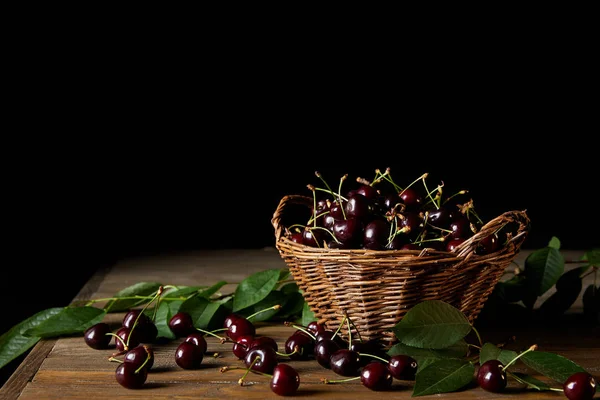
398,211,423,238
307,321,325,336
329,348,361,377
244,344,278,374
315,338,341,369
169,311,196,338
184,332,208,354
361,361,393,391
350,339,387,367
563,372,597,400
363,219,390,247
302,227,325,247
477,359,507,392
387,354,418,380
345,193,372,220
115,326,142,352
124,344,154,371
232,335,254,359
315,330,345,347
475,233,502,255
289,232,304,244
427,207,451,228
122,309,151,329
84,322,112,350
115,362,147,389
284,332,314,360
122,309,157,343
356,184,378,200
250,336,279,353
223,313,243,330
227,316,256,341
270,363,301,396
175,341,204,369
332,217,363,245
449,215,472,239
446,238,465,252
399,187,422,209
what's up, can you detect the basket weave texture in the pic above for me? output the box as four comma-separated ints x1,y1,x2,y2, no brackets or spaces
272,194,530,347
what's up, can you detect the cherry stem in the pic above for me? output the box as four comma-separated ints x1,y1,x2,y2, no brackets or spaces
289,324,316,340
195,327,226,341
346,313,352,348
134,346,153,374
321,376,360,384
107,332,128,352
471,325,483,347
107,356,124,363
247,304,281,321
443,190,468,205
400,173,428,197
238,356,260,386
315,171,337,201
502,344,538,371
344,312,363,343
277,347,299,358
128,286,164,347
359,352,389,364
333,315,347,338
338,174,348,220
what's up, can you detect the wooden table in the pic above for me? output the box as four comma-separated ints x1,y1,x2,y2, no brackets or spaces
1,248,598,399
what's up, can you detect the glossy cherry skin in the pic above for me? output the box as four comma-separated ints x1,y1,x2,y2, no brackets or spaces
314,338,340,369
329,349,361,377
361,361,393,391
307,321,325,336
399,188,422,209
356,184,378,200
250,336,279,352
388,354,418,380
175,341,204,369
477,360,507,392
446,238,466,252
115,326,142,352
122,310,157,343
270,363,301,396
284,332,314,360
244,344,278,374
232,335,254,359
115,362,147,389
184,332,208,354
363,219,390,247
122,309,151,329
475,233,502,255
227,316,256,341
84,322,112,350
124,344,154,371
315,330,345,347
449,215,472,239
223,313,243,330
332,218,363,245
169,312,196,338
345,193,372,220
350,339,387,367
563,372,597,400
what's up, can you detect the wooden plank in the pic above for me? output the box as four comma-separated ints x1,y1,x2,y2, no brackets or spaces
2,248,598,399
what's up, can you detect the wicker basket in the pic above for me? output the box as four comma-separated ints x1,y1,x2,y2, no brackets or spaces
271,194,530,347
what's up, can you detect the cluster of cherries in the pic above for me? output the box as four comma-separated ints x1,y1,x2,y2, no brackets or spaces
285,169,503,254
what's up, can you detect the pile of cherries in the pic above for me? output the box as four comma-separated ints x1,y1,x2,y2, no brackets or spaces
83,305,598,398
285,169,503,254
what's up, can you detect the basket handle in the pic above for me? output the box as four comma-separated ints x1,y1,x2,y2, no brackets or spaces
452,209,531,260
271,194,313,243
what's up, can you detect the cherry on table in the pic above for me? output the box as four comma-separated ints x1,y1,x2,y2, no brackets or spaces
122,309,151,329
84,322,112,350
477,359,507,392
124,344,154,371
306,321,325,336
250,336,279,353
329,348,361,377
184,332,208,354
284,331,314,360
169,311,196,338
115,326,142,352
115,362,148,389
361,361,393,391
232,335,254,359
563,372,597,400
314,338,341,369
270,363,300,396
388,354,418,380
227,316,256,341
244,344,278,374
175,341,204,369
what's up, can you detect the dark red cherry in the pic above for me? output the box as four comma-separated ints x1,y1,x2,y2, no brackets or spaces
250,336,279,352
289,232,304,244
329,348,361,377
350,339,386,367
363,219,390,247
386,235,408,250
115,361,147,389
122,309,151,329
169,311,196,338
175,341,204,369
270,363,300,396
84,322,112,350
314,338,341,369
477,359,507,392
184,332,208,354
329,200,346,220
307,321,325,336
315,330,345,347
427,207,451,228
232,335,254,359
332,218,363,245
563,372,597,400
223,313,242,330
302,227,325,247
398,212,423,238
122,310,157,343
356,184,378,200
475,233,502,255
449,215,472,239
244,344,278,374
124,344,154,371
446,238,466,252
284,332,314,360
361,361,393,391
345,194,372,220
227,316,255,341
399,188,422,209
115,326,142,352
388,354,418,380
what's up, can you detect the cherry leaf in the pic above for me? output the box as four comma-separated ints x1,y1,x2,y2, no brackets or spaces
524,247,565,296
194,297,232,331
520,351,587,383
23,306,106,338
582,248,600,267
0,308,63,370
104,282,162,312
548,236,561,250
412,358,475,397
388,340,468,373
509,372,552,391
233,269,280,312
300,301,316,327
391,300,472,349
197,281,228,299
479,342,518,367
153,300,181,340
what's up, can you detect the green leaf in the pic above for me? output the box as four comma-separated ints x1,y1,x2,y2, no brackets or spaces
162,286,205,300
0,308,64,369
277,291,305,319
388,340,468,373
280,282,299,295
524,247,565,296
583,249,600,267
233,269,280,312
536,268,583,319
153,301,182,340
179,296,210,327
278,268,291,282
520,351,587,383
479,342,518,366
548,236,561,250
195,297,232,331
300,301,316,327
391,300,472,349
237,291,285,322
23,307,106,338
412,358,475,397
197,281,227,299
104,282,162,312
509,372,552,391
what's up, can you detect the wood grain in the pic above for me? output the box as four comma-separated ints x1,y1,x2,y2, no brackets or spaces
2,248,598,400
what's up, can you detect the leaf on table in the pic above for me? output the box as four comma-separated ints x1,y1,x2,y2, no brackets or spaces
0,307,64,369
520,351,587,383
299,301,316,327
391,300,472,349
280,282,300,295
277,291,305,319
194,297,232,331
387,340,468,372
509,372,552,391
197,281,228,299
524,247,564,296
233,269,280,312
179,296,210,328
104,282,162,312
412,358,475,397
162,286,205,300
582,248,600,267
23,306,106,338
536,268,583,319
479,342,518,366
153,300,182,340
